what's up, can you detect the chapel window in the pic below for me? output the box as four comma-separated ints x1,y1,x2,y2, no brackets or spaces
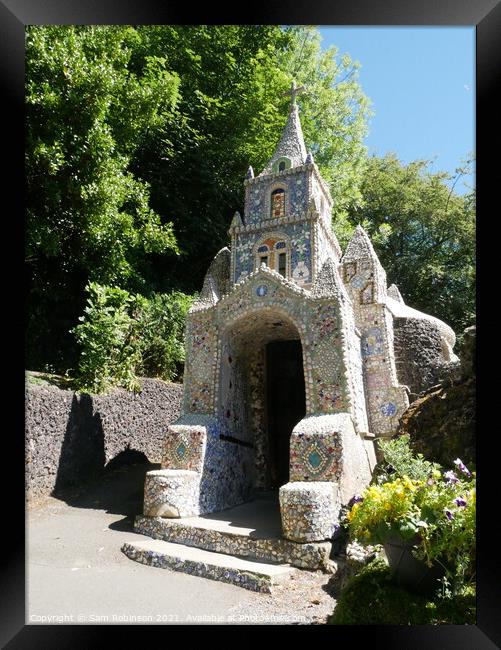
257,244,269,269
278,161,286,172
278,252,287,277
271,188,285,218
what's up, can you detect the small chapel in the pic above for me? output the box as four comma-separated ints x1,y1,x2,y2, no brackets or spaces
130,82,458,549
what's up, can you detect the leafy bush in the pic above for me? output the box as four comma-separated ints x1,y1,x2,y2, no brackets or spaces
329,557,476,625
72,283,193,393
72,283,146,393
138,291,193,382
374,434,441,483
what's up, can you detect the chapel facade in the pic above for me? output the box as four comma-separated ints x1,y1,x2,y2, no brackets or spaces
139,84,458,543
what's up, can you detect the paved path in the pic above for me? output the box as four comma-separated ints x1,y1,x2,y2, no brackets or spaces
27,463,336,625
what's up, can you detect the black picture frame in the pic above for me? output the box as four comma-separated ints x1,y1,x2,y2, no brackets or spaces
3,0,498,646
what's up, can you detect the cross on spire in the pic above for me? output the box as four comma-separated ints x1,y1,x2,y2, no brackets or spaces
283,80,306,106
258,79,308,176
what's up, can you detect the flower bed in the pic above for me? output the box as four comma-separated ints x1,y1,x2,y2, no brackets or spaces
347,438,475,593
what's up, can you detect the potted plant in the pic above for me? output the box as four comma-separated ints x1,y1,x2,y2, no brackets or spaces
346,442,476,596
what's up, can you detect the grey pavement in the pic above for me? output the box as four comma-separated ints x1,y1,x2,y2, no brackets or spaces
26,463,271,625
26,466,262,624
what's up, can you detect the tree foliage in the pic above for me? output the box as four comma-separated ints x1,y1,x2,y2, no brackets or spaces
137,291,193,381
26,26,180,283
26,26,181,370
345,153,475,334
72,283,146,393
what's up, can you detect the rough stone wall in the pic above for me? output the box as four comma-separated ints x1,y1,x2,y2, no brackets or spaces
25,378,183,500
393,317,460,396
397,325,475,467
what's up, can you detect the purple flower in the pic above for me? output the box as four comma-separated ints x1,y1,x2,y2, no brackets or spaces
454,497,467,507
352,495,363,503
453,458,471,477
444,470,459,484
444,509,454,521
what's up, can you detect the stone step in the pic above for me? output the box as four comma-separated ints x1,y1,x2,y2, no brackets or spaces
134,514,332,570
121,539,295,593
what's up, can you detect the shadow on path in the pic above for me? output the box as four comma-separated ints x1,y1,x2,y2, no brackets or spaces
49,392,161,529
52,444,160,525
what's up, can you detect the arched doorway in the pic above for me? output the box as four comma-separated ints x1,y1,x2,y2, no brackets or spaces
218,309,306,491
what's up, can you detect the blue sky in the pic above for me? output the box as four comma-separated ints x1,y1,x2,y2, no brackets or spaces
317,27,475,194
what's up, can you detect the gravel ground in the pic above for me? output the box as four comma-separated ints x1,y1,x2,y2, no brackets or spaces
226,568,338,625
27,462,339,626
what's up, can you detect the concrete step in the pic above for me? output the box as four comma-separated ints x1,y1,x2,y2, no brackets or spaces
134,514,332,570
121,539,295,593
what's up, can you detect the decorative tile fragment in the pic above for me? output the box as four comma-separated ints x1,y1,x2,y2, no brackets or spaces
162,425,206,472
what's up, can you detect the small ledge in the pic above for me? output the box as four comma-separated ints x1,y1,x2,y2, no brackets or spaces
233,213,314,235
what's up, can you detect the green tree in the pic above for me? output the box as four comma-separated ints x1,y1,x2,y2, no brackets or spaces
138,291,194,382
345,153,475,334
26,25,181,371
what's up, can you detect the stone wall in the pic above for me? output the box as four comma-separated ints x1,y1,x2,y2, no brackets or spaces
393,317,460,396
25,378,183,500
397,325,475,467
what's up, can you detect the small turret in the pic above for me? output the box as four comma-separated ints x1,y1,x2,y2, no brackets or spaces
192,247,231,310
311,258,348,301
387,284,404,303
341,225,387,304
228,211,243,233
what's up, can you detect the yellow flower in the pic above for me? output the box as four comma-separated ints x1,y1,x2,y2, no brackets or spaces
402,476,419,491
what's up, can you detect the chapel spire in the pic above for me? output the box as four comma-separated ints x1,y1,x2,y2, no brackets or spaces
258,80,308,176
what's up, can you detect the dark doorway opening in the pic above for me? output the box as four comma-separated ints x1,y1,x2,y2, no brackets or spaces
266,339,306,487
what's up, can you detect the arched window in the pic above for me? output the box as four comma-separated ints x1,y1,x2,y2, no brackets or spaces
270,188,285,218
275,241,287,277
257,244,269,268
255,237,289,276
272,157,291,174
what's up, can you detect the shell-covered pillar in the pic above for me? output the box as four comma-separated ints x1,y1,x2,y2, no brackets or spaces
341,225,409,437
